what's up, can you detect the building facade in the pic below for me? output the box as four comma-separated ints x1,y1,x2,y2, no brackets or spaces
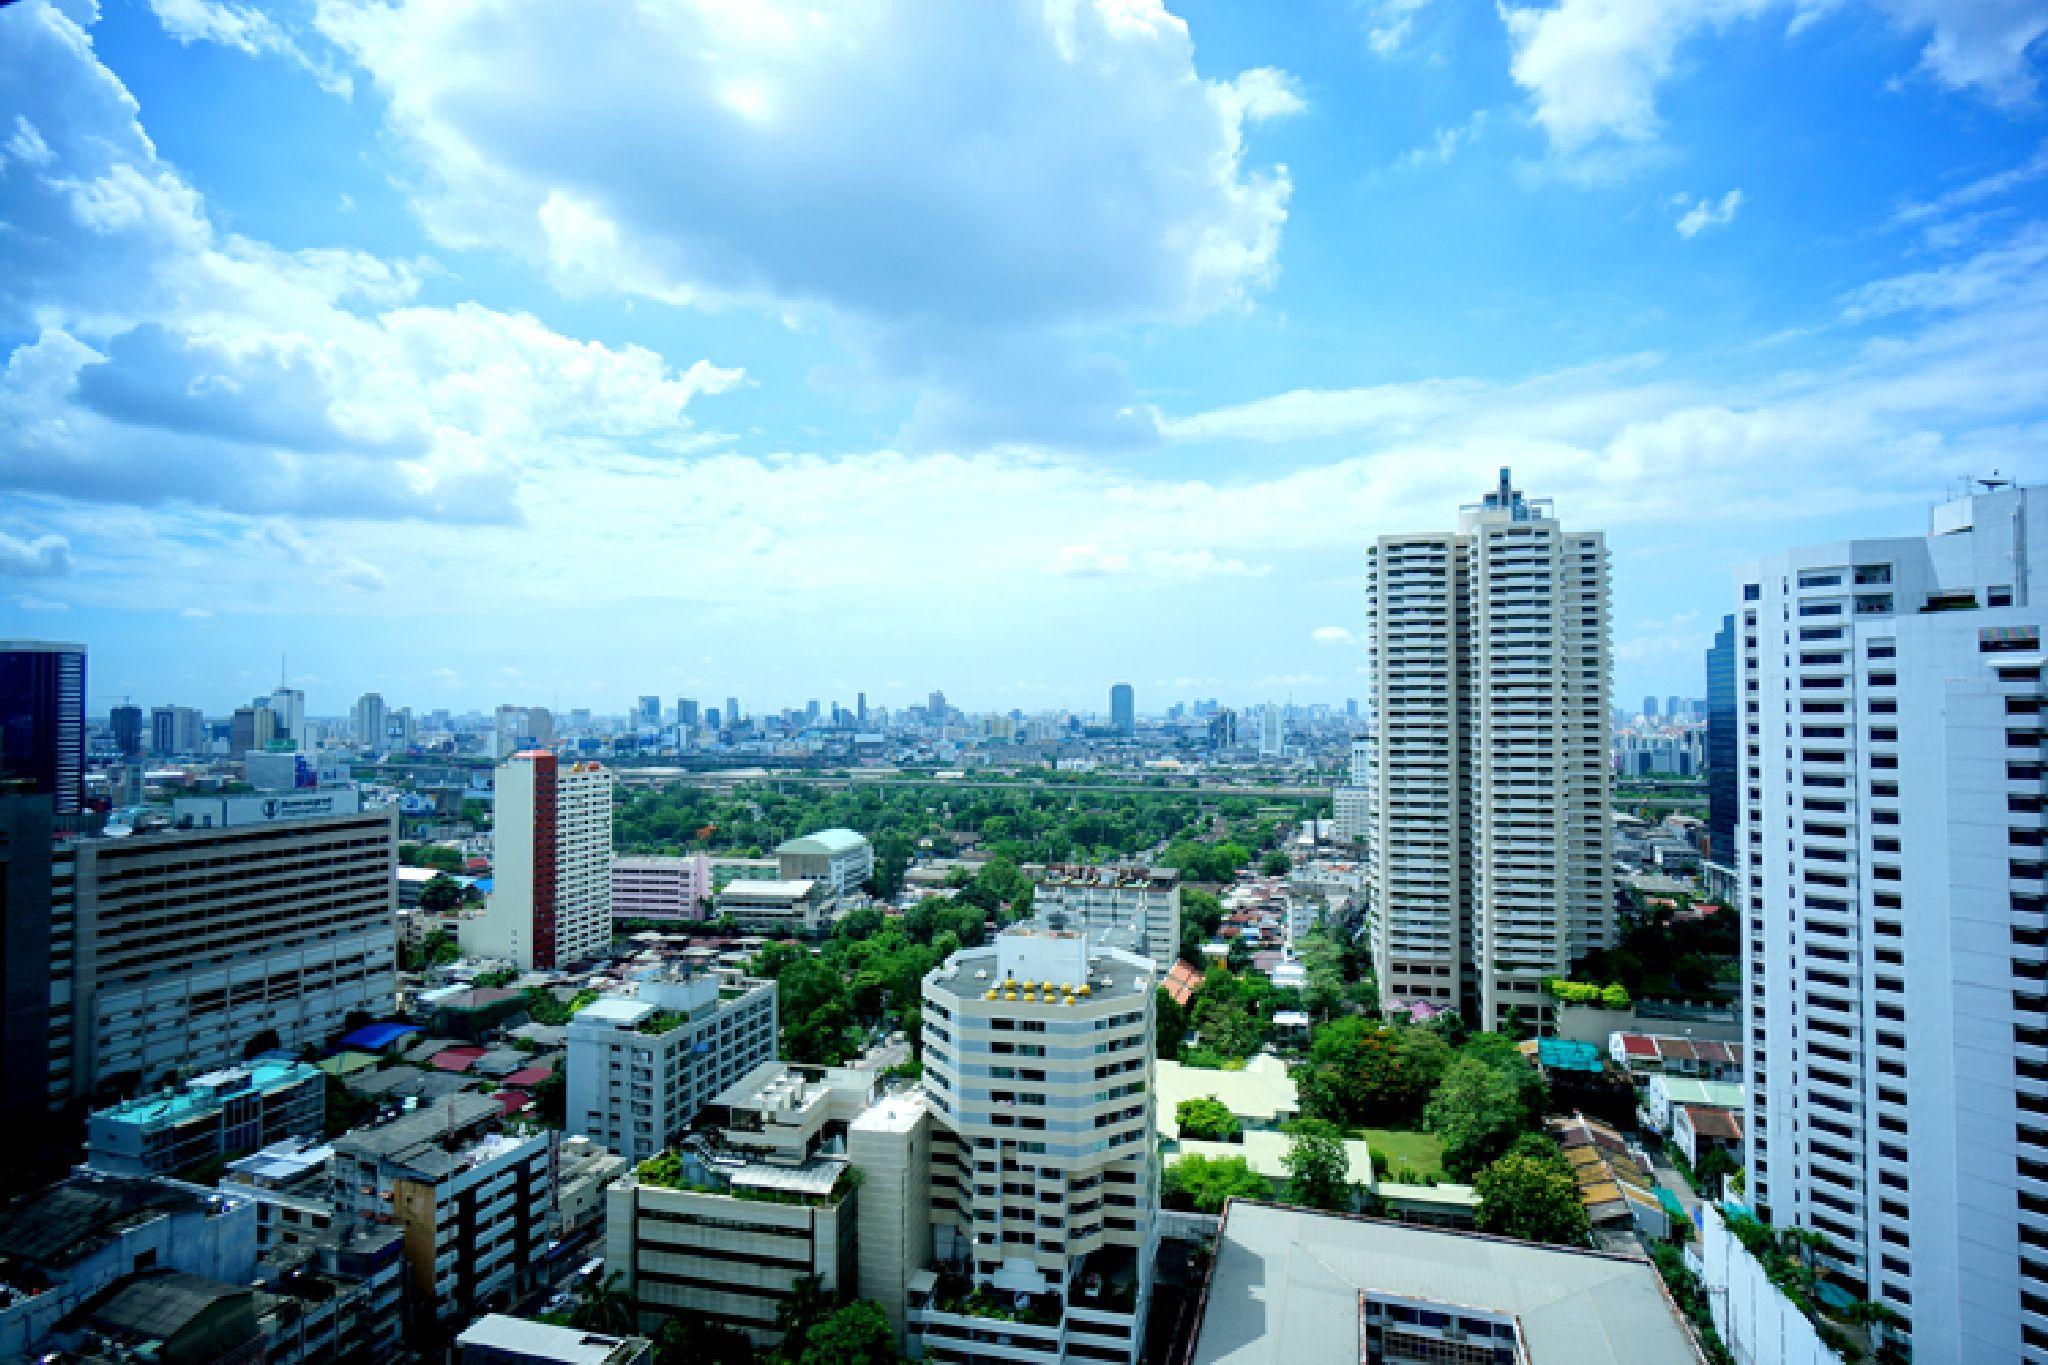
463,752,612,971
565,967,777,1165
1739,482,2048,1363
1362,468,1613,1031
54,810,399,1100
0,640,85,815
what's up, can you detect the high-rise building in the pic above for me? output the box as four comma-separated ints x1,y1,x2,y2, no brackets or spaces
912,925,1158,1362
461,752,612,970
54,809,398,1100
229,703,276,758
1110,682,1135,736
353,692,387,750
1362,468,1612,1030
566,966,776,1164
1705,614,1737,865
108,704,142,758
1739,482,2048,1363
0,641,85,815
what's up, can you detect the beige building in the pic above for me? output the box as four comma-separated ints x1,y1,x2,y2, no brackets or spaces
1363,468,1613,1030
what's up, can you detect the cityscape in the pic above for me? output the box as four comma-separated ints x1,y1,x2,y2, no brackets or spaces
5,3,2048,1365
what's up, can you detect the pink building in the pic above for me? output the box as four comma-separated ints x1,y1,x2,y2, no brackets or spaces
611,853,711,921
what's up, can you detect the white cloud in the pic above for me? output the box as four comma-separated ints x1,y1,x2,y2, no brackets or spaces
313,0,1296,448
1499,0,2048,159
1311,625,1356,645
1675,187,1744,236
0,531,71,577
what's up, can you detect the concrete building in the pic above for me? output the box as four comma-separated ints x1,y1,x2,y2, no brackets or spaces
1187,1200,1701,1364
1110,683,1135,736
53,810,399,1100
1738,481,2048,1363
0,640,85,814
773,827,874,902
87,1059,325,1176
712,877,829,935
463,752,613,971
1362,467,1614,1031
912,925,1159,1364
565,966,777,1165
606,1063,878,1345
330,1093,555,1343
1027,864,1182,970
611,853,711,922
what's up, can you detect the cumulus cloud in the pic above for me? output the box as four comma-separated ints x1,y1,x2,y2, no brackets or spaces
0,531,71,577
313,0,1297,448
1500,0,2048,159
0,1,739,522
1675,188,1744,236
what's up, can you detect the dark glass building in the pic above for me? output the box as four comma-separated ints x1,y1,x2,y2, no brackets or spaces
0,641,85,815
1705,613,1736,862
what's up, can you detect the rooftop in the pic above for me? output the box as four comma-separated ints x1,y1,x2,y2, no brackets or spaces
1189,1201,1703,1365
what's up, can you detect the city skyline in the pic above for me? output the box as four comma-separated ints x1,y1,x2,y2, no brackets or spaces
5,2,2047,713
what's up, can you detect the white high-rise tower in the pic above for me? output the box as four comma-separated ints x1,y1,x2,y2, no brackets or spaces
1739,481,2048,1363
1362,468,1613,1030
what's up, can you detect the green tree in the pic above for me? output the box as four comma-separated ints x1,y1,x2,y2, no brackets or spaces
1281,1119,1354,1211
419,873,464,913
1175,1095,1241,1142
794,1300,898,1365
1474,1136,1590,1246
1424,1057,1529,1180
1163,1153,1271,1213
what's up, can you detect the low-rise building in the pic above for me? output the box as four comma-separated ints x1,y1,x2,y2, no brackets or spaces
565,966,777,1165
607,1063,879,1345
711,878,829,935
87,1059,325,1177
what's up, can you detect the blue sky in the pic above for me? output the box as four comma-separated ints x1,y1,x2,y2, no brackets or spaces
3,0,2046,719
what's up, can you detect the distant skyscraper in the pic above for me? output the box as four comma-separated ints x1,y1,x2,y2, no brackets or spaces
1740,482,2048,1362
1705,615,1736,863
0,641,84,816
1362,469,1612,1030
1110,682,1135,736
1643,694,1659,719
109,704,142,758
354,692,388,751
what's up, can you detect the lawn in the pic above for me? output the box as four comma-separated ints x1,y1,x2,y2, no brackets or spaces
1354,1127,1448,1183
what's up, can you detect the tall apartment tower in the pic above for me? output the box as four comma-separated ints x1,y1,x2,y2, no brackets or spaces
0,641,85,815
462,752,613,971
914,925,1158,1363
1739,482,2048,1364
1362,469,1613,1031
1110,682,1135,736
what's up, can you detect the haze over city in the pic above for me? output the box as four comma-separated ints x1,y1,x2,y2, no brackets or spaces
6,0,2048,710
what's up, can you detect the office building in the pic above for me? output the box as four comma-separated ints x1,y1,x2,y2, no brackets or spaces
54,809,399,1100
149,704,203,756
462,752,612,971
773,827,874,902
1361,468,1613,1031
230,703,276,758
606,1063,878,1345
564,965,777,1164
1187,1200,1700,1364
1110,682,1135,736
1739,482,2048,1363
911,925,1159,1363
0,640,84,814
109,703,142,757
330,1094,555,1344
86,1059,325,1177
354,692,387,750
1028,864,1182,970
610,853,712,921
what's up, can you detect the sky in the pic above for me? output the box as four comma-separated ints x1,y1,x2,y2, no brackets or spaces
3,0,2048,719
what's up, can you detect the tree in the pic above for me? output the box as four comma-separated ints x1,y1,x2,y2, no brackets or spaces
1164,1153,1272,1213
1176,1095,1241,1142
1475,1137,1590,1246
419,873,464,913
794,1300,898,1365
1281,1119,1354,1211
1424,1057,1528,1180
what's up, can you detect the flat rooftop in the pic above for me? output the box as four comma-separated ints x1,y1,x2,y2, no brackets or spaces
1189,1201,1702,1365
